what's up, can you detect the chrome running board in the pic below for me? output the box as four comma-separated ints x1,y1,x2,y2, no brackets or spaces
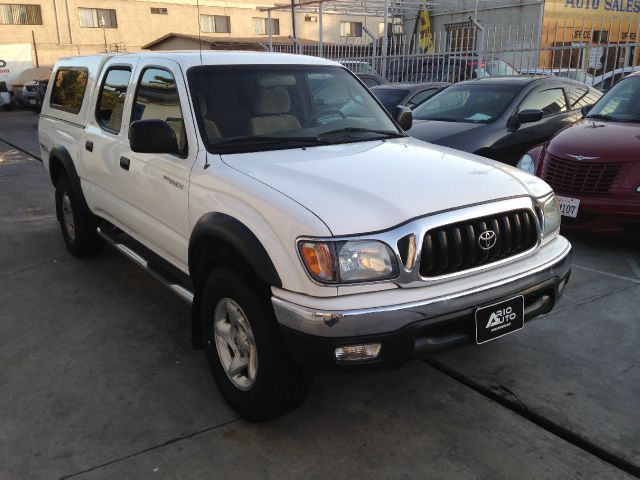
97,226,194,304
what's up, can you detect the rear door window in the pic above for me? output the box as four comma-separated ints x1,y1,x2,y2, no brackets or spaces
519,88,567,117
50,67,88,114
131,67,187,155
96,67,132,134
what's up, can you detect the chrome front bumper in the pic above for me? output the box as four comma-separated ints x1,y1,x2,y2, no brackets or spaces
272,237,572,339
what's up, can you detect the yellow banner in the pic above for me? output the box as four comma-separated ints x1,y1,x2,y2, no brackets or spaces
419,9,435,53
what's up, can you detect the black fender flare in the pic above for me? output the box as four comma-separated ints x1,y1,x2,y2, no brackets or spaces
48,146,91,221
188,213,282,349
188,212,282,288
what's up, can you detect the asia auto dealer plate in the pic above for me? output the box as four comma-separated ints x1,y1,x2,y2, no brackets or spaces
475,296,524,344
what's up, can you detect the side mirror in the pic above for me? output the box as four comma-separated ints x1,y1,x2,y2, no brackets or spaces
391,105,413,131
518,109,543,124
129,119,179,155
581,104,594,116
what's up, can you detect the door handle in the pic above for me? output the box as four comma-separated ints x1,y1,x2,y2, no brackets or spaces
119,156,130,171
85,141,93,152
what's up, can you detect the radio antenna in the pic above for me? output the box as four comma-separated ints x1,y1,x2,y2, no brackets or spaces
196,0,210,169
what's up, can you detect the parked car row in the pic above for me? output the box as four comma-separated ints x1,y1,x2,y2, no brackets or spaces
359,59,637,236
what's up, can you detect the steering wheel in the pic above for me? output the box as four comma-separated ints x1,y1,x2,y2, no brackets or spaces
310,108,346,125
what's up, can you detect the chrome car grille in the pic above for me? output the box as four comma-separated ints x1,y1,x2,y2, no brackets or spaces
543,154,622,195
419,209,538,277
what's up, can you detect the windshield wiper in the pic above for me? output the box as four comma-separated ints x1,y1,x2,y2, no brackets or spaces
586,114,615,121
416,117,460,122
213,135,325,149
317,127,405,140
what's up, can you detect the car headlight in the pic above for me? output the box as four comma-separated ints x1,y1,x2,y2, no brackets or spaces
298,240,398,284
517,154,536,174
542,195,561,238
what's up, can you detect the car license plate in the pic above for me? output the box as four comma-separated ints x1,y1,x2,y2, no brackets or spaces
557,195,580,218
475,296,524,344
29,99,36,105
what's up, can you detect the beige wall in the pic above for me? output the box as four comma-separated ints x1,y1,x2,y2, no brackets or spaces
0,0,382,66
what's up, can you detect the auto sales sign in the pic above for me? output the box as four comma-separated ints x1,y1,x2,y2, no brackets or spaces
0,44,34,89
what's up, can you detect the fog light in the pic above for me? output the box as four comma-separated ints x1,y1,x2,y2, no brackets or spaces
334,343,382,363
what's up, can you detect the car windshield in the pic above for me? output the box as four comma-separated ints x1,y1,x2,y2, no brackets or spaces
557,70,593,84
412,83,521,123
586,76,640,122
372,89,409,109
340,61,376,74
188,65,401,153
475,60,518,77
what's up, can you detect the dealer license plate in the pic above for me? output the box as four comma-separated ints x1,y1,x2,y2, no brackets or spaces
475,296,524,344
557,195,580,218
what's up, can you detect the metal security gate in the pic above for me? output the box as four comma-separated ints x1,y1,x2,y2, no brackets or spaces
270,15,640,90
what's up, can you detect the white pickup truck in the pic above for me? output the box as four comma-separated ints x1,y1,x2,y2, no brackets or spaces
39,52,571,421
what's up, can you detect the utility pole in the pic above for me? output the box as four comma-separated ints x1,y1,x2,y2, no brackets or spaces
101,15,107,53
290,0,297,48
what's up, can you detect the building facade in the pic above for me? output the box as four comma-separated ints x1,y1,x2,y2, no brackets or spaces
0,0,383,66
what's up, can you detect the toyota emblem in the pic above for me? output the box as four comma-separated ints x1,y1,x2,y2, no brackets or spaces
478,230,497,250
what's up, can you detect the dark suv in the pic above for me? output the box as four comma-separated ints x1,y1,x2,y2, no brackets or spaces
386,55,518,83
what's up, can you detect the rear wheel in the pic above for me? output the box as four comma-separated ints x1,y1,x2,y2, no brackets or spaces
55,175,104,258
201,267,312,421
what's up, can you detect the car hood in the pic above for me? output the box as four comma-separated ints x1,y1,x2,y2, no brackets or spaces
547,118,640,162
406,119,486,145
221,138,550,236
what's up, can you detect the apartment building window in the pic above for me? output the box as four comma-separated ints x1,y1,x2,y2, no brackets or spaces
200,14,230,33
78,8,117,28
252,17,279,35
378,17,403,36
0,4,42,25
150,7,167,14
340,21,362,38
305,15,317,22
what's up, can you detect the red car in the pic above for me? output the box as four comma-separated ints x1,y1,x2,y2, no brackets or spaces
518,72,640,235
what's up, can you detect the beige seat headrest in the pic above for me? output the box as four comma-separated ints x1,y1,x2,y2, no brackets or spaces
254,88,291,115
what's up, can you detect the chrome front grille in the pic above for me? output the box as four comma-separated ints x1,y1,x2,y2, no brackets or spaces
419,209,538,277
542,155,622,195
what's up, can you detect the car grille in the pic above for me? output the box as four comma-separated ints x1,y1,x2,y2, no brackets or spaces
542,154,622,195
419,209,538,277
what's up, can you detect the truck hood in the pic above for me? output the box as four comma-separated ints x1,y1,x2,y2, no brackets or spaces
221,138,549,236
547,119,640,162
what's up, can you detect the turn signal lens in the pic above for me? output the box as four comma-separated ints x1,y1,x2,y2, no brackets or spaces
299,242,336,282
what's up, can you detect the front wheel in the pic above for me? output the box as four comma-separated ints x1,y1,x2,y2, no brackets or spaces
200,268,312,421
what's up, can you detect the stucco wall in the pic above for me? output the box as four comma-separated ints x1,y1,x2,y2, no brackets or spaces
0,0,382,66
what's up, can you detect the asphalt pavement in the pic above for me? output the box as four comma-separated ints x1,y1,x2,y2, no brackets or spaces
1,109,638,479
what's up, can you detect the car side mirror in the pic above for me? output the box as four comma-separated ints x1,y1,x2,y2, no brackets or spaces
581,104,594,116
518,109,543,124
391,105,413,131
129,119,179,155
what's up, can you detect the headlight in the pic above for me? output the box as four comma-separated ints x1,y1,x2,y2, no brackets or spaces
517,154,536,174
542,195,561,237
299,240,398,284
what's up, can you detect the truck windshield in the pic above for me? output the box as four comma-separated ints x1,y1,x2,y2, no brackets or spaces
586,76,640,123
188,65,402,154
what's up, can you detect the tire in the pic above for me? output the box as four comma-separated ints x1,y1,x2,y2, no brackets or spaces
200,267,312,421
55,175,104,258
